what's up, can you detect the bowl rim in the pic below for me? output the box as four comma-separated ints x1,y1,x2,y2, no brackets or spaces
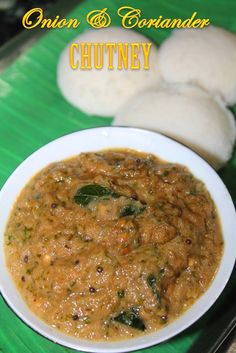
0,126,235,353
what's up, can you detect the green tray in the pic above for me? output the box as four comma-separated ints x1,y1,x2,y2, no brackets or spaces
0,1,235,353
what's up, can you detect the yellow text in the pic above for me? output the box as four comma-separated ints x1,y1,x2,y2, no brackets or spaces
22,8,80,29
117,7,210,29
69,42,153,70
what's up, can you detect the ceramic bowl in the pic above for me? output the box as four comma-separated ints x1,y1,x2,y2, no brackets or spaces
0,126,235,352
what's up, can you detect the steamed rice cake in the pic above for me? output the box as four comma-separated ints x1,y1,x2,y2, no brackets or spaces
157,26,236,105
57,27,160,117
114,84,236,169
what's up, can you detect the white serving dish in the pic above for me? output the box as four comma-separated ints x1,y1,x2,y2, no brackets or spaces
0,126,235,352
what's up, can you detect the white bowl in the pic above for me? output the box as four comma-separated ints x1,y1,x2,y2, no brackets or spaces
0,126,235,353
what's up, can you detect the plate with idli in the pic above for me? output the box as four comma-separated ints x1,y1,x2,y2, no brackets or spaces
57,25,236,170
58,27,160,117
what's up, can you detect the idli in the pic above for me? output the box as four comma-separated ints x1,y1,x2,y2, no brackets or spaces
158,26,236,105
57,27,160,117
114,84,236,169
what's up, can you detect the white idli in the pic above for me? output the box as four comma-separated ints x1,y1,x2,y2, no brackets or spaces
57,27,160,117
114,84,236,169
158,26,236,106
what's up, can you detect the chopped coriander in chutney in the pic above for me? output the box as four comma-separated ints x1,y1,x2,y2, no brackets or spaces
4,149,223,341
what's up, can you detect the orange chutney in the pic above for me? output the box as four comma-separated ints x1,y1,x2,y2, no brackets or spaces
5,149,223,340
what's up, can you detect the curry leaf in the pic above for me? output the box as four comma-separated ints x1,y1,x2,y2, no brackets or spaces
147,271,165,305
74,184,120,207
114,307,146,331
120,204,145,217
